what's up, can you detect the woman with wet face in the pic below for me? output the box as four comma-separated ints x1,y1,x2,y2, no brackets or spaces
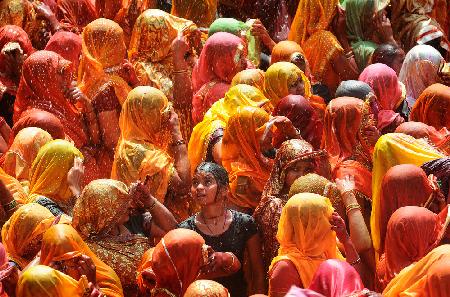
178,162,265,296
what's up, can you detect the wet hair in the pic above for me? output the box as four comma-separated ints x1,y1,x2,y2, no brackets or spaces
195,162,229,188
371,44,402,67
335,80,373,100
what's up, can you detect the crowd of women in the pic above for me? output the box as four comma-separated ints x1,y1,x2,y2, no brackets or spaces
0,0,449,296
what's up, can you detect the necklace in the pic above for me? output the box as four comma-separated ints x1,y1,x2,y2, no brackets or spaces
197,210,228,234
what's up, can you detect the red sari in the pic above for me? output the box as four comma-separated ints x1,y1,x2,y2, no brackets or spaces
55,0,98,33
44,31,82,72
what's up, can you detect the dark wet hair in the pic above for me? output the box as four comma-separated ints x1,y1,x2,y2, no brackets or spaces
421,158,450,198
195,162,229,187
335,80,373,100
371,44,402,67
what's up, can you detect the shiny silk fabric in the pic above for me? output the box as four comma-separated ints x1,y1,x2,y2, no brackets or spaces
28,139,83,204
410,83,450,131
184,280,229,297
44,31,82,72
269,194,342,288
264,62,312,108
309,259,364,296
188,84,269,176
0,0,33,29
221,106,272,210
383,245,450,297
371,133,445,259
144,229,205,297
0,167,27,204
16,265,89,297
1,203,54,269
271,41,305,64
111,86,173,202
14,50,87,148
78,18,131,105
231,69,266,92
39,224,124,297
377,206,448,289
171,0,217,27
55,0,97,33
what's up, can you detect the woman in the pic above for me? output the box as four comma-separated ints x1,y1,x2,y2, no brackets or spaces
188,84,269,175
2,127,53,188
27,139,84,215
44,31,82,72
410,83,450,131
16,265,93,297
54,0,98,33
271,41,305,65
192,32,250,123
128,9,198,140
137,229,210,297
39,224,124,297
334,80,373,100
231,69,266,91
184,280,229,297
254,139,330,270
371,133,445,259
377,206,448,289
422,158,450,201
370,44,405,75
111,86,191,219
71,179,151,295
179,162,264,296
272,95,323,149
399,45,444,106
268,194,361,295
395,121,450,155
308,259,365,296
383,245,450,296
1,203,55,270
221,107,274,212
171,0,217,27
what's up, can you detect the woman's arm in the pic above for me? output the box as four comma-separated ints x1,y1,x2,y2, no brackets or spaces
246,234,266,294
199,252,241,279
172,37,193,109
0,118,11,153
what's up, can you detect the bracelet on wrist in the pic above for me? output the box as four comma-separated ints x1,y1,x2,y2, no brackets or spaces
148,199,157,211
170,139,186,147
345,203,361,216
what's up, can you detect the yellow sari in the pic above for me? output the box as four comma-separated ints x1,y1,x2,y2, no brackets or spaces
371,133,445,260
264,62,312,107
111,86,173,202
269,193,343,289
231,69,266,91
28,139,83,204
78,18,131,105
16,265,89,297
188,84,269,175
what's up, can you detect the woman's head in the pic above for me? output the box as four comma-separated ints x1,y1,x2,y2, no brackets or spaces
184,280,229,297
192,162,229,206
371,44,405,75
335,80,374,100
271,41,308,73
11,109,65,143
0,25,34,79
231,69,265,91
45,31,82,72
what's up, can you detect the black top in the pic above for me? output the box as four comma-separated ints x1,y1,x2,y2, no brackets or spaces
35,196,65,217
178,210,257,297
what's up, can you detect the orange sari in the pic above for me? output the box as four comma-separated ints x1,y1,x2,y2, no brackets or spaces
271,41,305,64
222,106,272,210
231,69,266,91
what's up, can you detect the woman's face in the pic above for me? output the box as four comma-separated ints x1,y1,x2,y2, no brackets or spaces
391,49,405,75
288,76,305,96
191,171,220,206
284,159,316,190
118,199,134,225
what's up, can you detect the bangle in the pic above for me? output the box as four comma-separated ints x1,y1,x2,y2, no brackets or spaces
223,252,235,272
345,50,354,59
349,257,361,266
345,203,361,216
170,139,186,147
341,189,356,197
2,200,18,212
173,69,188,75
148,199,157,211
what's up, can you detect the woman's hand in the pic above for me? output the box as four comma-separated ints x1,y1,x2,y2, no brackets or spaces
129,179,156,209
118,59,139,87
172,35,190,59
67,157,84,197
167,106,182,140
330,212,350,243
272,116,300,139
251,19,275,51
336,175,356,195
76,255,97,284
331,6,347,40
374,12,395,44
66,85,92,113
362,125,380,147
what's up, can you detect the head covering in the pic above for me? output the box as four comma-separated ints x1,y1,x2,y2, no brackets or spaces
171,0,217,27
184,280,229,297
371,135,445,257
14,50,87,147
72,179,131,238
273,95,323,149
285,287,326,297
222,106,272,209
208,18,247,36
271,41,305,64
410,83,450,131
95,0,122,19
383,245,450,297
192,82,230,124
39,224,124,297
0,167,27,204
398,45,444,106
0,0,33,30
335,80,373,100
192,32,248,92
28,139,84,204
231,69,265,91
1,203,54,269
380,206,448,286
264,62,312,106
10,109,65,142
2,127,53,183
111,86,173,201
78,18,131,105
269,193,341,288
422,158,450,200
309,259,364,296
44,31,82,72
188,84,269,175
16,265,89,297
55,0,97,33
146,229,206,296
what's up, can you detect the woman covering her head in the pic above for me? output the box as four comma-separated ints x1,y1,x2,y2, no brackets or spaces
410,83,450,131
231,69,266,91
188,84,269,176
254,139,330,270
271,41,305,65
395,122,450,155
399,45,444,106
184,280,229,297
335,80,373,100
44,31,82,72
171,0,217,27
370,44,405,75
39,224,124,297
54,0,97,33
377,206,449,289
